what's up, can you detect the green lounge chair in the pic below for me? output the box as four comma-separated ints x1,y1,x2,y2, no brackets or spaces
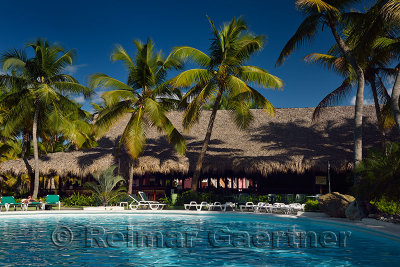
42,195,61,210
23,200,42,211
1,196,23,211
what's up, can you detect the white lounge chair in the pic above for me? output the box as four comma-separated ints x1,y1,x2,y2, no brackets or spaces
221,202,236,211
196,201,209,211
240,202,255,212
271,203,288,213
207,202,223,211
138,191,167,210
128,194,149,210
254,202,269,212
288,203,305,213
184,201,199,210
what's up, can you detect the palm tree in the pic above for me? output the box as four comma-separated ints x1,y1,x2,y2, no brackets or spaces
170,17,283,191
276,0,366,174
0,39,93,198
304,17,395,144
379,0,400,133
90,39,186,194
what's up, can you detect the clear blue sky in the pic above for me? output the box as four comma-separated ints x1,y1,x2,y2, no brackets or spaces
1,0,382,112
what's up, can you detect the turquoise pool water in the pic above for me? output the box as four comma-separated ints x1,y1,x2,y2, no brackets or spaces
0,213,399,266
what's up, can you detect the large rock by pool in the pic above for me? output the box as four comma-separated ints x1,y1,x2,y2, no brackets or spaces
318,192,355,218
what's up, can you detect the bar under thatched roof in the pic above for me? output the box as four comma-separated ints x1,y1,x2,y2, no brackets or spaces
0,105,383,177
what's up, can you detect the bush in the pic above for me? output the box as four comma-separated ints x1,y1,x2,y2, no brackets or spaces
304,199,319,212
355,142,400,201
175,191,202,206
371,198,400,215
62,193,99,207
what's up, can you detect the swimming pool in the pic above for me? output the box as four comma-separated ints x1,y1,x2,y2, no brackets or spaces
0,212,399,266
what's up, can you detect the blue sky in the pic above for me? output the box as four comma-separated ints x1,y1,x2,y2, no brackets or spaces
1,0,386,112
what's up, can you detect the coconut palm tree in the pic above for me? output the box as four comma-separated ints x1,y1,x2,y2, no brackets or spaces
379,0,400,133
170,17,283,191
276,0,366,173
90,39,186,194
303,13,396,143
0,39,93,198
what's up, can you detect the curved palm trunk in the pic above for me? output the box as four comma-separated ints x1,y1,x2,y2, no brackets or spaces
329,22,367,219
391,68,400,134
191,89,223,191
32,104,40,199
329,23,365,175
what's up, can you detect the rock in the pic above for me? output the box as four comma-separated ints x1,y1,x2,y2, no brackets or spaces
318,192,355,218
345,200,364,220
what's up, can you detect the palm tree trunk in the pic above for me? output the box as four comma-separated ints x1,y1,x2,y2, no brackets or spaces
128,160,134,194
191,89,223,191
329,23,365,176
329,21,368,219
391,68,400,133
32,104,40,199
369,75,386,147
21,130,30,158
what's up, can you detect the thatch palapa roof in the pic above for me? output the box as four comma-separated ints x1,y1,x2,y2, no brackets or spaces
0,105,383,177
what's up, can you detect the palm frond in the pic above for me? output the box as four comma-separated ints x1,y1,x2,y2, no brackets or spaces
89,73,132,90
276,14,321,66
296,0,339,14
111,45,135,70
182,83,217,130
172,46,211,67
53,82,93,98
144,98,186,155
101,89,137,107
238,66,283,89
120,108,146,159
312,78,353,120
170,69,212,88
95,100,134,137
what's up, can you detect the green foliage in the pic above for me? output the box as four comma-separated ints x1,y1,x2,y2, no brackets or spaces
159,195,173,206
62,192,99,207
371,198,400,215
175,190,202,206
304,199,319,212
85,165,126,206
355,142,400,201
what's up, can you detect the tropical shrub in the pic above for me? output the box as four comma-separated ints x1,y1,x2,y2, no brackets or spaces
371,198,400,215
85,165,126,206
62,193,99,207
175,190,202,206
355,142,400,201
305,199,319,212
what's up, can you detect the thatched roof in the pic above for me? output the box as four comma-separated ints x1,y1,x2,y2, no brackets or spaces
0,105,384,177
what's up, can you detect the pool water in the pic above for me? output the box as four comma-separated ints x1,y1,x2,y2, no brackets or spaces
0,213,399,266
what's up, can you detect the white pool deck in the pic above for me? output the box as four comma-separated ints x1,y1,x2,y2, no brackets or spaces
0,209,399,240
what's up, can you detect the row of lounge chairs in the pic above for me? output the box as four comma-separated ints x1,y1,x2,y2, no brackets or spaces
184,201,305,214
184,201,236,211
0,195,61,212
239,202,305,214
